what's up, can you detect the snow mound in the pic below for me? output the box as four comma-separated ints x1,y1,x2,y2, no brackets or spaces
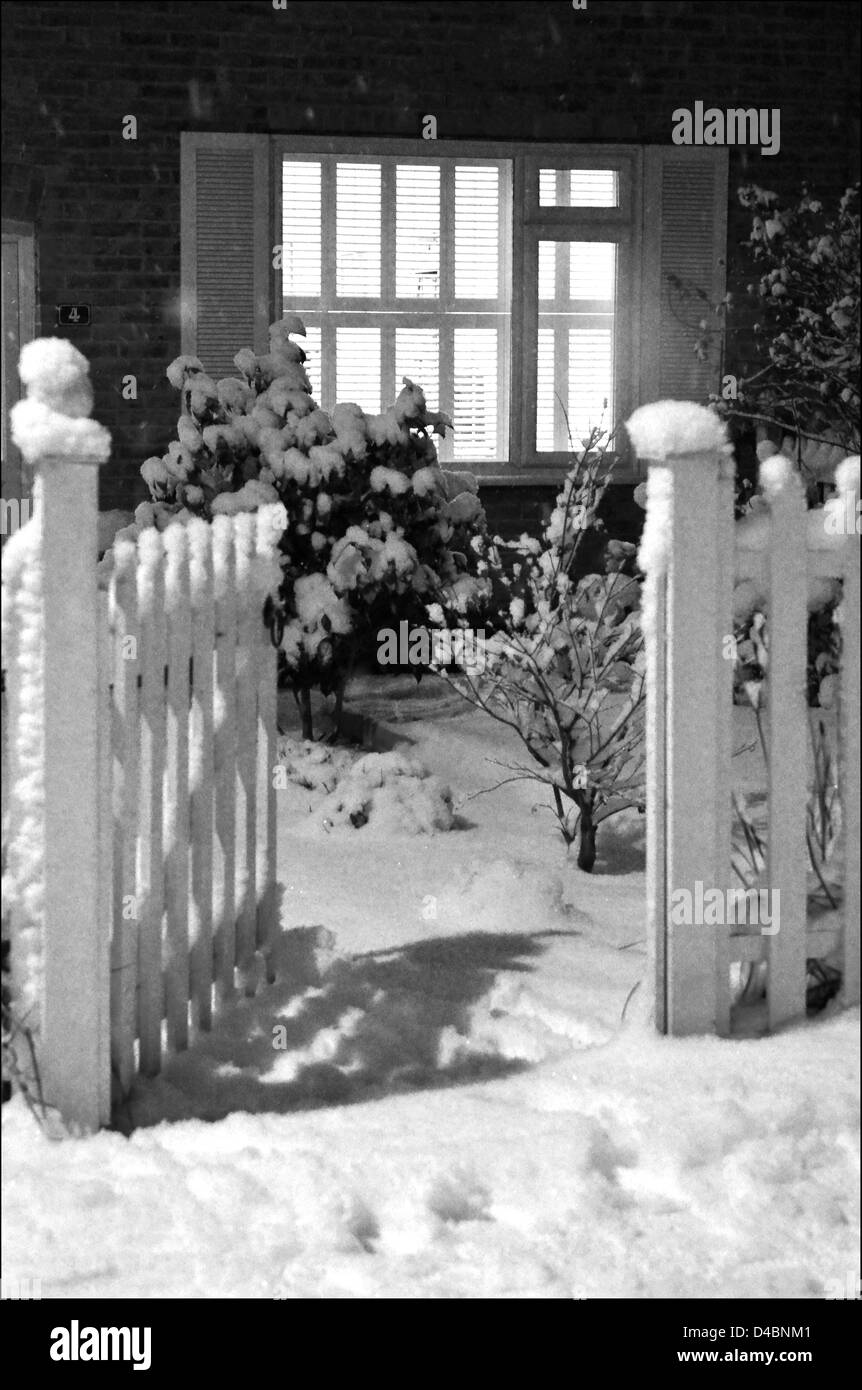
434,860,572,934
277,739,455,834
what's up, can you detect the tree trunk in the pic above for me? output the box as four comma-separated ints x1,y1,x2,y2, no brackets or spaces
576,807,596,872
299,687,313,741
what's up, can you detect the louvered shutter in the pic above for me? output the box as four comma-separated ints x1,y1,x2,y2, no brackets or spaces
180,133,272,377
640,146,729,405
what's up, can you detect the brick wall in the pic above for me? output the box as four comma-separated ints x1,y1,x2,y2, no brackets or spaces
2,0,859,528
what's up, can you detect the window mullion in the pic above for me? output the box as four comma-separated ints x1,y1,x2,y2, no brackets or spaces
496,157,513,465
508,155,527,467
321,156,336,310
321,317,336,411
381,157,395,307
381,318,396,412
440,160,455,311
318,157,337,408
437,159,455,463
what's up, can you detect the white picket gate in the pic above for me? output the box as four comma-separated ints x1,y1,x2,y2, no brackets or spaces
2,445,285,1130
628,401,860,1036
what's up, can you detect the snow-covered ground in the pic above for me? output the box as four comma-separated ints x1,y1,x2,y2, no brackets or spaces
2,706,859,1299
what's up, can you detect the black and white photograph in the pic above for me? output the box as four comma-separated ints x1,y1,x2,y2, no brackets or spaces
1,0,859,1340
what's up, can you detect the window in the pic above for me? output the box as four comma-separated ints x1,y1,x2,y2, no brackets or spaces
280,155,511,463
181,135,729,481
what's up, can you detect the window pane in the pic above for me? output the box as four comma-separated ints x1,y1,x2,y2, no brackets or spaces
279,153,511,460
296,324,322,402
536,238,615,450
454,328,497,460
536,328,556,452
336,327,380,411
395,328,439,408
538,241,556,302
569,328,613,439
569,241,616,300
282,161,322,297
539,168,619,207
455,166,498,299
336,163,381,297
396,165,440,299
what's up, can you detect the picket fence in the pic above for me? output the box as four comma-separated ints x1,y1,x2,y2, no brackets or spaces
1,443,285,1130
629,402,860,1036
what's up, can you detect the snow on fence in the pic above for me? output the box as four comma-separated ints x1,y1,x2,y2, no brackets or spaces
628,401,860,1037
2,341,285,1130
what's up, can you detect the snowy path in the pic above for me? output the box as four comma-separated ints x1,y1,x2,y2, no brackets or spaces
2,709,858,1298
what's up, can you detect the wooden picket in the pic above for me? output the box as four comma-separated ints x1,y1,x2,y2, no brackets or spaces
630,400,861,1036
212,516,239,1008
762,460,808,1028
108,538,140,1094
234,513,260,993
163,524,192,1053
188,519,215,1034
255,508,280,964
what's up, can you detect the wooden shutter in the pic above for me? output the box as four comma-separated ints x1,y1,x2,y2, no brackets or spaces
180,133,272,377
639,147,728,406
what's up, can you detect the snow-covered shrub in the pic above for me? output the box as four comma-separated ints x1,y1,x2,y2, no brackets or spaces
429,427,645,871
135,317,487,737
685,182,860,459
276,738,454,834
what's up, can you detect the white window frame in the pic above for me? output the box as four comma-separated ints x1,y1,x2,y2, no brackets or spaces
273,137,644,482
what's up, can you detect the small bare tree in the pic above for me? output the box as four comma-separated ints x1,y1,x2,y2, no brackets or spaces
432,426,646,870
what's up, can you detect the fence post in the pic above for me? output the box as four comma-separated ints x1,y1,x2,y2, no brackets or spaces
628,402,735,1035
8,341,113,1131
40,451,111,1130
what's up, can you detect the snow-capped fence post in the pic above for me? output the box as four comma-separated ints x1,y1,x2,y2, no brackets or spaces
627,403,736,1036
630,397,860,1038
8,341,113,1131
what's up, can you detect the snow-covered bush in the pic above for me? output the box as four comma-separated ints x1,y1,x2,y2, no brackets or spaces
430,427,646,871
276,738,454,834
685,182,860,459
134,317,487,737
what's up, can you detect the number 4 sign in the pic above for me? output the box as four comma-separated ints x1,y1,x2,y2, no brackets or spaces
56,304,91,326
